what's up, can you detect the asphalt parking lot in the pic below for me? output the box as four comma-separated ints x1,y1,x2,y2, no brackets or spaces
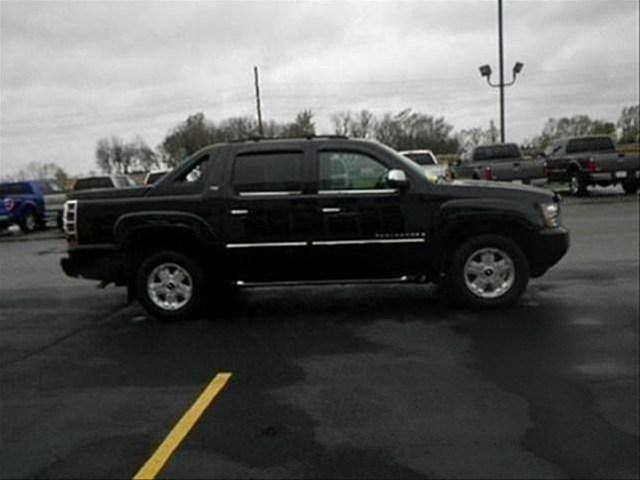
1,189,638,479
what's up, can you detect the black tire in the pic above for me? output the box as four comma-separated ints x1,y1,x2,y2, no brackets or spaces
18,209,38,233
569,170,588,196
135,250,206,321
622,179,638,195
446,234,530,309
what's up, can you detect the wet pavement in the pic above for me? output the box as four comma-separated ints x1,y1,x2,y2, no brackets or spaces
0,191,638,479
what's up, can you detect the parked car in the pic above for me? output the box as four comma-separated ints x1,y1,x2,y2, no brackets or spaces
399,150,448,181
543,136,640,195
61,137,569,320
451,143,547,186
144,171,169,185
37,179,67,228
0,181,46,233
72,175,137,191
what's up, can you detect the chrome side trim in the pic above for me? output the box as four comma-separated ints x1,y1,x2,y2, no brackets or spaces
238,191,302,197
318,189,397,195
312,238,426,246
226,241,307,249
230,209,249,215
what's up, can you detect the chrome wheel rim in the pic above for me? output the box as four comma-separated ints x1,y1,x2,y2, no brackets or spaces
570,175,579,194
147,262,193,311
25,214,36,231
464,247,515,299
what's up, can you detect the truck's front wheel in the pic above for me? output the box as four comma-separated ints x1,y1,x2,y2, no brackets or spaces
447,234,529,309
136,250,205,321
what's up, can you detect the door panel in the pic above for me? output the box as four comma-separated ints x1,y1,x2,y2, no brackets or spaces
222,149,315,281
309,150,430,279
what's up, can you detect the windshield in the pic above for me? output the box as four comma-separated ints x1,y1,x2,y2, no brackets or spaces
37,181,63,193
566,137,615,154
473,144,521,161
403,152,437,166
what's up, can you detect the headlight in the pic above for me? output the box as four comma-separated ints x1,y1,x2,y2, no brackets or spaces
540,202,560,228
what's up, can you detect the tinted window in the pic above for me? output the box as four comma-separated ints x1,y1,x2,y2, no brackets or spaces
566,137,615,154
403,152,436,166
232,151,303,193
73,177,113,190
0,183,33,195
319,151,389,190
473,144,521,161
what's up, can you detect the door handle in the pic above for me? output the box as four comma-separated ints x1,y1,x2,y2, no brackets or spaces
230,209,249,216
322,207,341,214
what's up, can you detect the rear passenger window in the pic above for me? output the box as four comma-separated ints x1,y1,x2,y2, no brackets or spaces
232,151,303,194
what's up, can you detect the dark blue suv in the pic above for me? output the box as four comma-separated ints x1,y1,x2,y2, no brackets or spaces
0,181,46,233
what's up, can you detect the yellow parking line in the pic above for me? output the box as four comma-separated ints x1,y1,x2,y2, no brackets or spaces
133,372,232,480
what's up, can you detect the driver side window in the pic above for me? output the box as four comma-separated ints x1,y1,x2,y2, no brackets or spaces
319,151,389,191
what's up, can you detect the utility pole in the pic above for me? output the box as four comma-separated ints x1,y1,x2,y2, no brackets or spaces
253,66,264,137
498,0,505,143
478,0,524,144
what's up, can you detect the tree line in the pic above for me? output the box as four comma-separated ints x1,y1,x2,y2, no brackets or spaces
1,104,636,182
93,103,638,174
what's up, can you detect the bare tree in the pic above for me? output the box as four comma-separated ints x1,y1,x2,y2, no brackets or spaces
617,104,639,144
528,115,616,150
285,110,315,137
2,162,69,184
331,112,353,136
159,113,217,167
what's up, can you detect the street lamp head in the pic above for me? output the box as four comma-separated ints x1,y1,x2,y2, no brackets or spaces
479,64,492,78
513,62,524,75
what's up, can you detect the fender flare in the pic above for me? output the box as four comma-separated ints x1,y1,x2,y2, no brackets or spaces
432,198,539,265
113,211,218,248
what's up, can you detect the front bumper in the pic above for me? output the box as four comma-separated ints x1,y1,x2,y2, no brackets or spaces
61,245,127,284
528,227,570,278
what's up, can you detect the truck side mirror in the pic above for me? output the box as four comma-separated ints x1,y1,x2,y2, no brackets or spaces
386,169,409,190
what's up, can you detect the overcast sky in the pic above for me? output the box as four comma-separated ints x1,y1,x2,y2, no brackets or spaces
1,0,638,176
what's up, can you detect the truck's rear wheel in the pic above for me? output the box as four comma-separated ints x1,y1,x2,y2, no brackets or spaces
136,250,205,321
569,171,587,196
622,179,638,195
447,234,529,309
18,209,38,233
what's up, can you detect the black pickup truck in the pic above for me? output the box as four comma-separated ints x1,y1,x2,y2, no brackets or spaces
61,137,569,320
544,136,640,195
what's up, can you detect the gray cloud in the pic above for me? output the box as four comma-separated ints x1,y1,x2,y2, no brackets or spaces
1,0,638,176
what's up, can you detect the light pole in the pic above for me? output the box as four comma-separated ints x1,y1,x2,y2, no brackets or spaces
479,0,524,143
